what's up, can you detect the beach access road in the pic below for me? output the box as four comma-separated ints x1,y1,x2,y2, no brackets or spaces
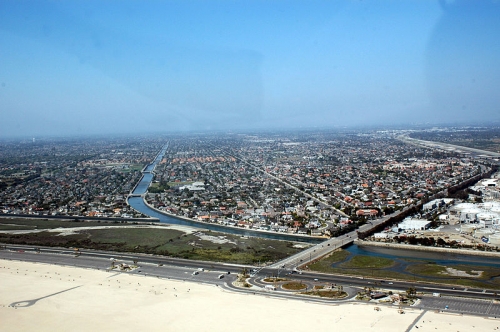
3,243,500,316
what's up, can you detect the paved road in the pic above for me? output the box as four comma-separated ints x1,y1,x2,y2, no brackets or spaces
270,213,399,269
0,245,240,287
2,243,500,316
417,296,500,317
399,135,500,159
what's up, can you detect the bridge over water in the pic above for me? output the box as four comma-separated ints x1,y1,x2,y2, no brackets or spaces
269,214,397,270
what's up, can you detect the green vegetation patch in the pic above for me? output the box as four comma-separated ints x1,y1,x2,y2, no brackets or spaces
308,249,350,272
0,217,138,230
406,263,499,281
86,228,184,247
282,282,307,290
341,255,395,269
0,224,35,231
172,248,248,263
0,223,306,265
301,290,347,299
263,277,288,283
405,263,448,276
118,163,144,173
0,231,84,248
168,181,194,187
308,250,500,290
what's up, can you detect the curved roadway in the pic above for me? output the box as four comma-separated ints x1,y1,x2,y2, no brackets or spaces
2,243,500,317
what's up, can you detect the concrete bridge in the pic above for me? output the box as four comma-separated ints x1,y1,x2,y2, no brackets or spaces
269,212,397,270
127,193,144,198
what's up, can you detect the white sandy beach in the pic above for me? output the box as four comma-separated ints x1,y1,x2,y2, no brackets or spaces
1,259,498,332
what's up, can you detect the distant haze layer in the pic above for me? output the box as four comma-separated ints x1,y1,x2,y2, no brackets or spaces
0,0,499,137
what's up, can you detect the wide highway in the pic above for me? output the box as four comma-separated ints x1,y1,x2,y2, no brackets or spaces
2,243,500,317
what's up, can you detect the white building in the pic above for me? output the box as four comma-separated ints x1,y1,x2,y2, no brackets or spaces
397,218,432,231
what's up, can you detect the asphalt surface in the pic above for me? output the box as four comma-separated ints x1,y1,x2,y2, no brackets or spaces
270,213,408,269
2,244,500,317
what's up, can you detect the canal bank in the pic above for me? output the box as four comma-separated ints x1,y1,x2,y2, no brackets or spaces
128,194,324,243
127,145,324,243
355,239,500,258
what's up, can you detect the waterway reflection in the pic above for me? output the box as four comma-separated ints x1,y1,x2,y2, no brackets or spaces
348,244,500,267
127,196,322,243
336,244,500,280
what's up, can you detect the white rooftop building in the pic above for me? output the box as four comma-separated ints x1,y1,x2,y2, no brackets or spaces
451,202,500,227
480,178,498,187
179,181,205,191
423,198,454,211
397,218,432,231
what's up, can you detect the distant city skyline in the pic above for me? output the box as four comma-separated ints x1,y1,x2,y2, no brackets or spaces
1,0,499,138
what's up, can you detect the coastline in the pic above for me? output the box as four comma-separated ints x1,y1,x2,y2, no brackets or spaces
355,239,500,258
2,258,499,331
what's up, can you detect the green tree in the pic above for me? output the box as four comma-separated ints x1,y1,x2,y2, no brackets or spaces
406,287,417,299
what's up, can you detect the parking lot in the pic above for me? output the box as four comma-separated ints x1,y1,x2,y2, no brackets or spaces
418,296,500,317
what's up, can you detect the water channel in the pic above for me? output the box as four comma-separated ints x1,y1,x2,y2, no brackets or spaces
128,145,500,271
338,243,500,282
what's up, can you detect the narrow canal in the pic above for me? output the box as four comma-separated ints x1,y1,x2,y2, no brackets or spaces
127,144,323,243
128,144,500,274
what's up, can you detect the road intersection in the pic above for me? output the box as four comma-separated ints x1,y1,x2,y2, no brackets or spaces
2,244,500,318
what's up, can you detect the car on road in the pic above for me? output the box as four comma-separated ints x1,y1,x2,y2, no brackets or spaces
313,278,318,281
218,274,224,279
192,271,199,275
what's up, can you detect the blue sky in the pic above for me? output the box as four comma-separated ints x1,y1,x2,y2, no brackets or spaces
1,0,499,137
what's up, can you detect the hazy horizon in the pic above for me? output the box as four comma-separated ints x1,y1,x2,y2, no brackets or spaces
1,0,499,138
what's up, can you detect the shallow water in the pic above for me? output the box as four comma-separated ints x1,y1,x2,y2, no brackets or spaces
335,244,500,281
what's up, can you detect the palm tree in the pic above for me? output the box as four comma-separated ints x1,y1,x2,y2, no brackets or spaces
406,287,417,299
